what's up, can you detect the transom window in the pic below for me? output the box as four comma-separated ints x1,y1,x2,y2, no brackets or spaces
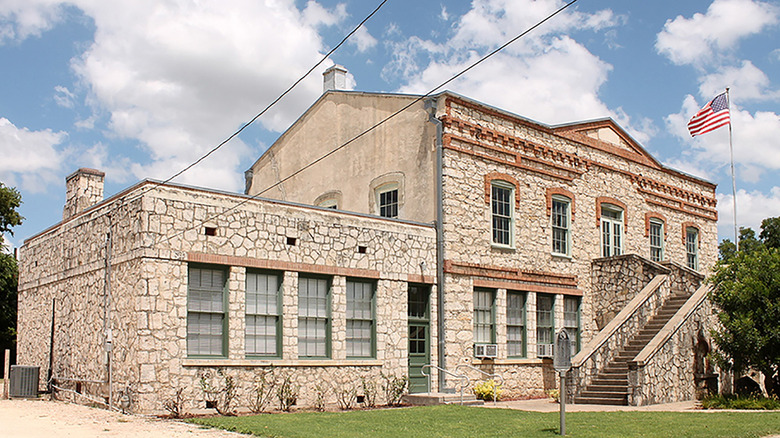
246,271,281,357
686,227,699,270
473,288,495,344
552,196,571,256
298,276,331,358
378,187,399,218
563,296,580,357
649,219,664,262
187,266,227,356
536,294,555,357
491,181,514,247
601,205,623,257
507,291,526,358
346,279,375,358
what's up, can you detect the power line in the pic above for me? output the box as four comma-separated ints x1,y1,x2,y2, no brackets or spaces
155,0,581,246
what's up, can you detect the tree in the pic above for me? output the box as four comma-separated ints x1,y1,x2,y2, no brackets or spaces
709,216,780,396
0,182,23,371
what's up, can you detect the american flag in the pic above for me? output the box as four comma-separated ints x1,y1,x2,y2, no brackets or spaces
688,92,730,137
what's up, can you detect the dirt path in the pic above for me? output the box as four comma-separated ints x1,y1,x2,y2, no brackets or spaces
0,399,247,438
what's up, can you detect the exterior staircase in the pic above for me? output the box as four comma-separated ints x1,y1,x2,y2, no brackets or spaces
574,293,691,405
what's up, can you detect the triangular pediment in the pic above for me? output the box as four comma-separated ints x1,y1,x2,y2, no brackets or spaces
552,119,662,169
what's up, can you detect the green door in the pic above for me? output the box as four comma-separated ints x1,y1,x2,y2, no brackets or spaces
408,285,430,393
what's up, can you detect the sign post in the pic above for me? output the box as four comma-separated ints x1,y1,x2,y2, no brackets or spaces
554,329,572,436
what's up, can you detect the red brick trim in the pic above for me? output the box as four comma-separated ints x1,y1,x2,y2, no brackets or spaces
596,197,628,229
188,252,383,279
444,260,578,290
644,212,668,237
681,222,699,245
473,278,582,296
484,172,520,209
546,188,576,221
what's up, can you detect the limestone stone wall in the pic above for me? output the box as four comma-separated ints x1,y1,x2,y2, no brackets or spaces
18,180,437,413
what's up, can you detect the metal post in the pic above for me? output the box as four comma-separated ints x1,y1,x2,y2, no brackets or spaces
726,88,739,251
3,349,9,399
559,371,566,436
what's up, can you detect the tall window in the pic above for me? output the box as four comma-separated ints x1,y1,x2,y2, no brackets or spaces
491,182,514,246
378,187,399,218
473,288,495,344
649,219,664,262
507,291,526,358
686,227,699,270
563,296,580,357
246,271,281,357
346,279,375,358
298,276,330,358
601,205,623,257
187,266,227,356
552,196,571,256
536,294,554,357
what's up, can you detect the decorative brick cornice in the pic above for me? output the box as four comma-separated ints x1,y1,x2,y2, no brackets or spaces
596,197,628,229
484,172,520,209
681,222,699,245
644,212,668,237
444,260,578,295
545,187,576,221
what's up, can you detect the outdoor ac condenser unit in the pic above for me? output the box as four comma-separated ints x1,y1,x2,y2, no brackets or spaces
474,343,498,358
537,344,554,358
9,365,39,398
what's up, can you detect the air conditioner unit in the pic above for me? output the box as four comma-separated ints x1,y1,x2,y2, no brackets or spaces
9,365,39,398
537,343,554,358
474,343,498,358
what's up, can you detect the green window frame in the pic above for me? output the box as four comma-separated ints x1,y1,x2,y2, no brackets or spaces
563,296,581,356
649,219,664,262
536,293,555,357
686,227,699,270
246,270,282,358
346,279,376,358
491,182,514,247
187,265,227,357
507,291,527,358
473,288,496,344
551,196,571,256
298,276,331,358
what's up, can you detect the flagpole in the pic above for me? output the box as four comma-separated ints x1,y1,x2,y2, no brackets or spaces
726,87,739,251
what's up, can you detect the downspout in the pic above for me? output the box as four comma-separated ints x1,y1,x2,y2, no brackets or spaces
425,97,446,390
104,213,113,409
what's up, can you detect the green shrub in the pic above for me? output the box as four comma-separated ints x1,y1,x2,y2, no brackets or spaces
547,389,560,403
702,393,780,410
473,379,502,401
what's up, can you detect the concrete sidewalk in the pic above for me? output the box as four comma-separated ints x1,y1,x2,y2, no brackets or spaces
483,398,700,412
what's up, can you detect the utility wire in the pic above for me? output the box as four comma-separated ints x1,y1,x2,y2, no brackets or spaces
155,0,581,246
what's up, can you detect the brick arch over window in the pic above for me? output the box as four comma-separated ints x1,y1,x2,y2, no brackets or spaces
596,197,628,228
681,221,699,244
484,172,520,209
645,212,668,237
546,187,576,221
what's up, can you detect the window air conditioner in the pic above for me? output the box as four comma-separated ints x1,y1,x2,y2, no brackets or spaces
537,343,554,358
474,343,498,358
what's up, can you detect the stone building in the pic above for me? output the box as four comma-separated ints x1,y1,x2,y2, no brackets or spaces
18,69,720,411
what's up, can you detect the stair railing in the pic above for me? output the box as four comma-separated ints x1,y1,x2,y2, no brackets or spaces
421,364,470,405
455,364,504,406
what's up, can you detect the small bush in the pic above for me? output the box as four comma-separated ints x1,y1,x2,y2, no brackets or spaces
314,384,328,412
473,379,502,401
336,383,358,410
163,387,186,418
360,376,378,408
547,389,560,403
200,370,237,416
702,393,780,410
248,370,276,413
277,374,299,412
381,373,408,406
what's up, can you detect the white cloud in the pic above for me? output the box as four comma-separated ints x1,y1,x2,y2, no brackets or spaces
53,85,76,108
0,0,65,43
656,0,779,67
697,61,780,101
349,26,377,53
718,187,780,238
0,117,65,192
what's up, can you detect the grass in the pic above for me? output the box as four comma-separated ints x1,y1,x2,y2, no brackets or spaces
190,404,780,438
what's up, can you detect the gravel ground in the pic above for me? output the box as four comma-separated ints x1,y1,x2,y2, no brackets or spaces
0,398,248,438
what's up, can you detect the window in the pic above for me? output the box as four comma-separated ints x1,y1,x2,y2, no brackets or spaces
319,199,338,209
686,227,699,270
601,205,623,257
649,219,664,262
246,271,281,357
378,187,398,218
563,296,580,357
507,291,526,358
491,182,514,246
298,276,330,358
346,279,375,358
536,294,554,357
187,266,227,356
551,196,571,256
473,288,495,344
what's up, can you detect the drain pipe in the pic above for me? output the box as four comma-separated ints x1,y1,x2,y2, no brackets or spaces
104,213,113,409
426,97,446,391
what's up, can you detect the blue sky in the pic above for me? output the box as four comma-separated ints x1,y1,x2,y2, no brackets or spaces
1,0,778,249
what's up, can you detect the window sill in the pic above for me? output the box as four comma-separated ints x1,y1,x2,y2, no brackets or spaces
490,243,516,252
551,252,572,260
183,358,383,367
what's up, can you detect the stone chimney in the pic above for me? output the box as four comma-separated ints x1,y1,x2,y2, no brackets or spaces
63,168,105,220
323,65,348,93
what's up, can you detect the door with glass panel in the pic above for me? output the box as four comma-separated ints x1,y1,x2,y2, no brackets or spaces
407,285,430,393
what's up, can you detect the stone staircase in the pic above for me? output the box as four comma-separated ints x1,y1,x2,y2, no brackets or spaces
574,293,691,405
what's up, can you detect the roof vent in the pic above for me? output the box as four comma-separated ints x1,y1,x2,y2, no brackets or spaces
323,65,348,92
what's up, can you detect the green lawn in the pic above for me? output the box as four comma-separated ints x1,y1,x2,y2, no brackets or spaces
190,404,780,438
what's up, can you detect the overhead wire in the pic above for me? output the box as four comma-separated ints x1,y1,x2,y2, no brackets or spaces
154,0,581,246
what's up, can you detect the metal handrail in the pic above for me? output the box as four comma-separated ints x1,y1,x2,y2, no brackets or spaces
421,364,470,405
456,364,504,405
